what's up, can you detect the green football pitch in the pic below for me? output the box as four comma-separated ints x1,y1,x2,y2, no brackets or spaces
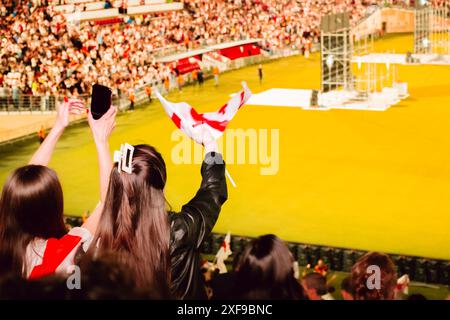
1,34,450,261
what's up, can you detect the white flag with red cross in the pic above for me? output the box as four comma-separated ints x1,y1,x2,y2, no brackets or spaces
154,82,252,141
155,82,252,188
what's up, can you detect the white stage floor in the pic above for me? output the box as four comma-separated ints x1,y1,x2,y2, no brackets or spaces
246,88,317,108
353,53,450,65
246,88,406,112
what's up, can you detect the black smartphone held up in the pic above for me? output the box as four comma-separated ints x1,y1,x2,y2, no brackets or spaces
91,84,112,120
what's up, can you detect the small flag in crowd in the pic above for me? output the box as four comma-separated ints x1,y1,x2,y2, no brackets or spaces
214,232,232,274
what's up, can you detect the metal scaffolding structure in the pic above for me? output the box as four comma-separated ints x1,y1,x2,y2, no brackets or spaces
414,0,450,55
430,1,450,55
353,33,374,57
353,58,398,96
320,12,353,92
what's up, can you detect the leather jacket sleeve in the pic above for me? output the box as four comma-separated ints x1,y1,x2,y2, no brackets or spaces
169,152,228,299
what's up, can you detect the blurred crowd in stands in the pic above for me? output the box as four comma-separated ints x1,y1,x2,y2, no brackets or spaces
0,0,381,98
0,231,446,300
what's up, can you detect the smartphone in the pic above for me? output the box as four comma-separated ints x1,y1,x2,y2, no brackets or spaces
91,84,112,120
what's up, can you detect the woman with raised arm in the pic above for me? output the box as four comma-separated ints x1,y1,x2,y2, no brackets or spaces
0,99,117,279
84,119,228,299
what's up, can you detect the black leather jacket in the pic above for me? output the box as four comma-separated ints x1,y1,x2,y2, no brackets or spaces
168,152,227,300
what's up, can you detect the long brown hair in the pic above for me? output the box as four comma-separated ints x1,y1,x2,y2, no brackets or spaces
0,165,66,277
87,145,171,296
351,252,397,300
233,234,306,300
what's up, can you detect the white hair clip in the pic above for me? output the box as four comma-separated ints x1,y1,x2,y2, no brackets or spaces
113,143,135,174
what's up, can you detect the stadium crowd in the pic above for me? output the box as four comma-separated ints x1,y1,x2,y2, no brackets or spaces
0,0,378,98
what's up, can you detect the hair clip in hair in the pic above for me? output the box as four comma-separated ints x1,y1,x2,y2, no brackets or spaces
113,143,134,174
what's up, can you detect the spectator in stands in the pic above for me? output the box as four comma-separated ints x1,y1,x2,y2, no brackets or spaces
128,89,135,111
145,86,152,103
0,99,114,280
192,69,198,86
104,0,112,9
76,251,162,299
322,285,336,300
231,234,307,300
37,125,46,144
164,77,170,94
177,74,184,92
258,64,263,84
350,252,397,300
302,272,328,300
0,272,70,300
213,66,220,86
197,70,204,87
209,252,241,300
83,121,227,299
0,251,156,299
340,276,354,300
314,258,329,276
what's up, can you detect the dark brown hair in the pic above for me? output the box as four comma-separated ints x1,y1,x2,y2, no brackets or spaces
302,272,328,295
0,165,66,277
87,145,171,296
351,252,397,300
233,234,306,300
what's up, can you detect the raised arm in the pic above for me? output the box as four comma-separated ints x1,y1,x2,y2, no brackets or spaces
87,107,117,202
174,133,228,249
82,107,117,234
29,99,85,166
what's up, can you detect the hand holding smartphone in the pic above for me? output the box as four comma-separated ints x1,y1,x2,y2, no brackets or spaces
91,84,112,120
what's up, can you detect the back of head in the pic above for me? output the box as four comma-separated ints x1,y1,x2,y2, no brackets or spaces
0,272,69,300
302,272,328,299
0,165,66,276
351,252,397,300
233,234,305,300
89,144,170,294
76,251,164,299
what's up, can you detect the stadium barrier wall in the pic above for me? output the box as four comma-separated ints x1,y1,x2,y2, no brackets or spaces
381,8,415,33
63,215,450,285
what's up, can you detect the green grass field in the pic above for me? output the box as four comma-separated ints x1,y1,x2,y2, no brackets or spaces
1,34,450,262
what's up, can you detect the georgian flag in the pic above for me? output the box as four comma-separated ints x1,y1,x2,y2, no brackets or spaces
154,82,252,140
214,232,232,274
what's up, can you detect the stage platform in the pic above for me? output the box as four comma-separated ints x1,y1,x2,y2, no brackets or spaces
353,53,450,66
246,88,407,112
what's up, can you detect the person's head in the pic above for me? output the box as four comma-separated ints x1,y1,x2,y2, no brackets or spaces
88,144,170,295
0,165,66,277
350,252,397,300
407,294,427,300
233,234,306,300
77,251,162,299
301,272,327,300
340,276,354,300
0,272,69,300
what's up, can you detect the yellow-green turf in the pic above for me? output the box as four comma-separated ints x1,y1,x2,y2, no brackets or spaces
1,34,450,261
